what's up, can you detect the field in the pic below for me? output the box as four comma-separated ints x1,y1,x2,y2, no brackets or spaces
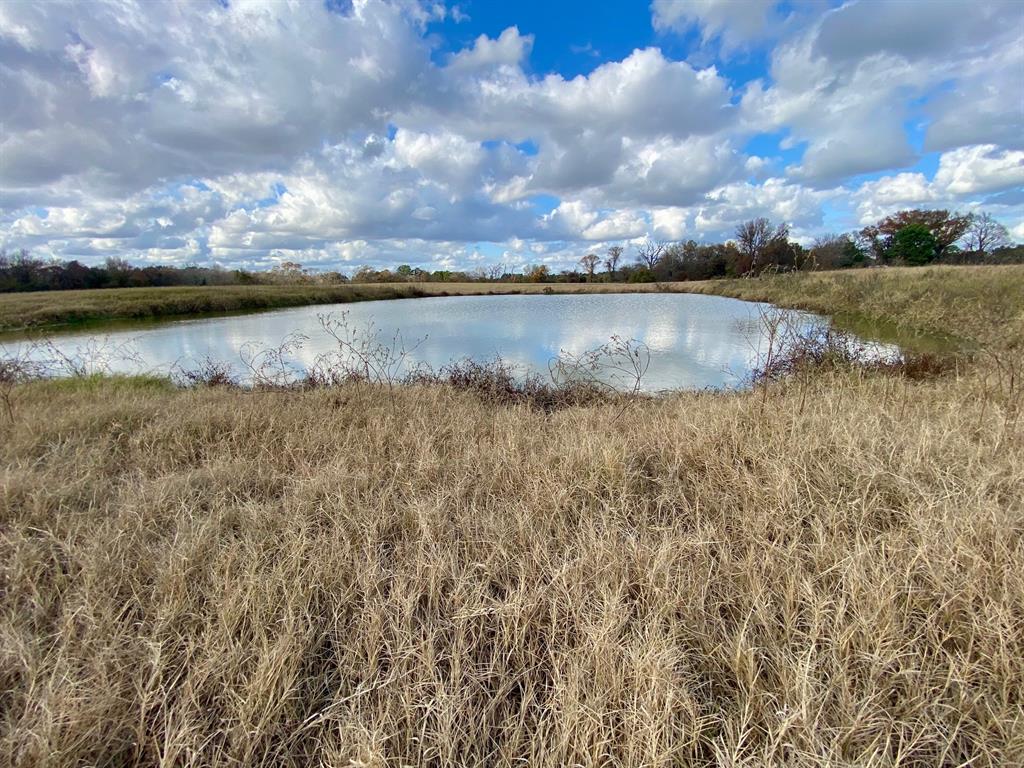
1,266,1023,766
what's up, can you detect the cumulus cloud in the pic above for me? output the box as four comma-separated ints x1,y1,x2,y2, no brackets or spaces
651,0,781,50
0,0,431,194
448,26,533,70
855,145,1024,225
693,177,834,237
742,0,1023,185
933,145,1024,197
0,0,1021,271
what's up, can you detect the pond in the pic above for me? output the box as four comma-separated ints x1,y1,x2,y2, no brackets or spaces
5,293,887,391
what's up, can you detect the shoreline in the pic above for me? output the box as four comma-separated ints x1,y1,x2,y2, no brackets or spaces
3,264,1007,353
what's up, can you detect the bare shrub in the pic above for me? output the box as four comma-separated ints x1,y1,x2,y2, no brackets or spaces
35,336,143,378
0,344,45,422
172,355,238,388
550,335,651,395
750,307,955,412
431,357,613,412
309,312,425,399
239,332,309,388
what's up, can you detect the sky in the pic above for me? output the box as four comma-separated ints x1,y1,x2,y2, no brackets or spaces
0,0,1022,274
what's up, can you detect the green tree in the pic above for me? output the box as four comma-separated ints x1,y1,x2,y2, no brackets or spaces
891,224,938,266
860,209,971,262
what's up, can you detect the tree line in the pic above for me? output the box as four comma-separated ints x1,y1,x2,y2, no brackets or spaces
1,209,1019,292
568,210,1019,284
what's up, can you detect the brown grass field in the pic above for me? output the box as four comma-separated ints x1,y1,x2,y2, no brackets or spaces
1,265,1022,766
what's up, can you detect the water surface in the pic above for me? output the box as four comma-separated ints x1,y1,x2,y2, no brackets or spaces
8,293,858,390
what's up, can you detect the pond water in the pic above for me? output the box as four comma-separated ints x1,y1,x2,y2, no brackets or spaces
6,293,883,391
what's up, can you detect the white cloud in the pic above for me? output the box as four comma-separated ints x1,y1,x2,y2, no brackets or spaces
854,145,1024,226
932,145,1024,197
651,208,689,240
693,177,834,236
391,129,484,183
0,0,431,193
448,27,533,70
651,0,781,50
813,0,1018,63
0,0,1021,272
741,0,1023,185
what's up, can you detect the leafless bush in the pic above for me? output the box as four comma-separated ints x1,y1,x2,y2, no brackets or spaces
0,335,152,419
308,311,426,398
0,343,45,422
750,307,954,412
239,332,308,388
428,357,612,412
172,355,238,388
550,335,651,395
35,336,143,378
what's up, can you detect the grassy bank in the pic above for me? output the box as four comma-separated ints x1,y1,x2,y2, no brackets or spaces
683,264,1024,346
1,267,1022,766
0,284,433,334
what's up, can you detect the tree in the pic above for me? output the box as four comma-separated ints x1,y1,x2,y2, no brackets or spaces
809,234,864,270
964,213,1011,254
604,245,623,280
891,224,938,266
635,240,665,271
734,218,789,273
270,260,308,283
525,264,550,282
860,209,971,262
579,253,600,280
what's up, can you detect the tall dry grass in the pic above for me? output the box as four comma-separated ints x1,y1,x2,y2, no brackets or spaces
682,265,1024,348
2,265,1023,765
1,364,1022,766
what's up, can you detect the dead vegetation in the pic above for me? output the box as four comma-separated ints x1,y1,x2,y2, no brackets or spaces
0,266,1022,766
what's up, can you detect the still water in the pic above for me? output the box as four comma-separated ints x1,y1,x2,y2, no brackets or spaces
12,293,843,391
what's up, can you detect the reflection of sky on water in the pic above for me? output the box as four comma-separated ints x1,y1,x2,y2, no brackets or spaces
11,293,851,391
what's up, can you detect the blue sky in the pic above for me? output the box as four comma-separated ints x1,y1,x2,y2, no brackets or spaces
0,0,1021,272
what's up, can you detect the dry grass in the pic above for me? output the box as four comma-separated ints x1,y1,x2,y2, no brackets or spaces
1,373,1022,766
0,284,432,334
1,266,1023,766
683,265,1024,347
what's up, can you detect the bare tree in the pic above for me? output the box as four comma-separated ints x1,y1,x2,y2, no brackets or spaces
964,213,1011,254
735,218,789,273
604,245,623,280
579,253,600,280
635,240,665,271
